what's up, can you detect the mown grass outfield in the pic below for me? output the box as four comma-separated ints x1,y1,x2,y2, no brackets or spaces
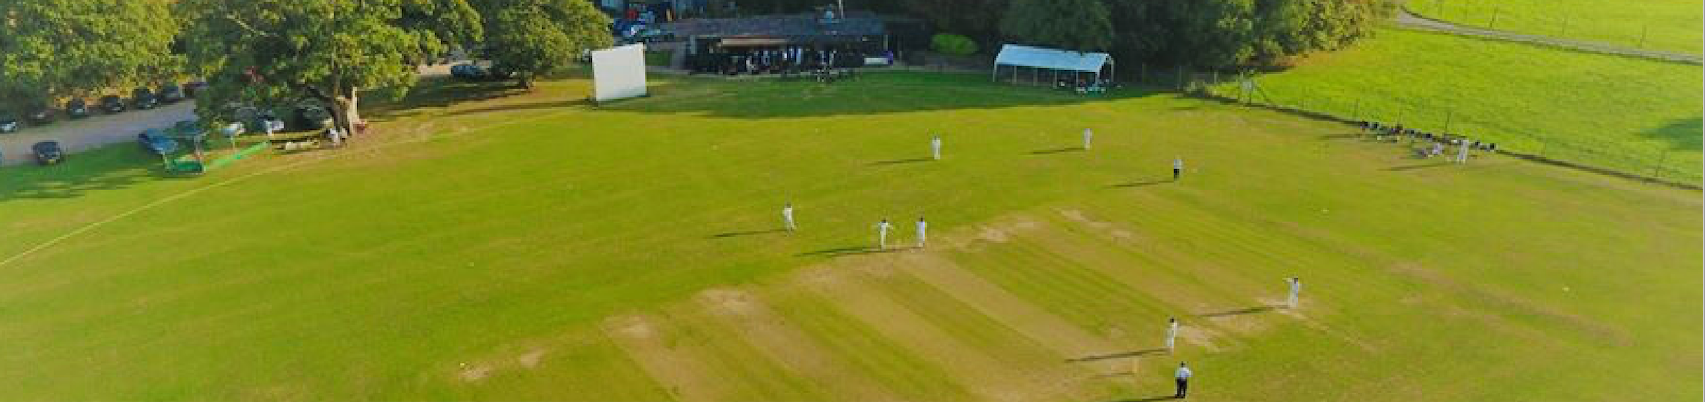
1406,0,1704,53
1217,27,1703,184
0,71,1699,401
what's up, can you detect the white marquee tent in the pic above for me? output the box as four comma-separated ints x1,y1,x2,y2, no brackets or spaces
991,44,1114,86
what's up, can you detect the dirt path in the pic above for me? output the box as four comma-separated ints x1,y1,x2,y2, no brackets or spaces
1393,8,1703,64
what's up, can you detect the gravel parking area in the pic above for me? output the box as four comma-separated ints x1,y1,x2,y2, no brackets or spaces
0,101,197,166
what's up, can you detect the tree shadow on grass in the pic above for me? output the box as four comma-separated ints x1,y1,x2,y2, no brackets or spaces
1195,305,1277,318
440,99,594,118
0,144,185,204
1638,117,1703,151
362,77,532,122
594,71,1168,119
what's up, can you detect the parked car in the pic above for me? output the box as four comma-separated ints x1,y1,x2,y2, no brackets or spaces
294,102,332,130
32,141,63,165
66,98,90,119
138,128,172,154
257,111,285,134
450,63,489,80
26,105,54,125
132,87,158,109
172,119,201,136
488,64,516,80
183,81,208,98
0,112,19,133
158,84,185,103
100,95,126,113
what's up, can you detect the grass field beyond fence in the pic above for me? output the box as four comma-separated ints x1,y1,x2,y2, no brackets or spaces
1406,0,1704,54
1210,28,1702,184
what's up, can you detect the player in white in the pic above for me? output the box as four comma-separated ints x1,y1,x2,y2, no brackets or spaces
1083,128,1093,150
1456,140,1470,163
931,136,943,160
1287,277,1302,308
1165,317,1179,352
1172,157,1184,181
782,203,796,232
876,219,892,249
915,216,928,248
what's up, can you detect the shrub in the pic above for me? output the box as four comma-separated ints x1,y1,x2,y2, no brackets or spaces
931,33,980,56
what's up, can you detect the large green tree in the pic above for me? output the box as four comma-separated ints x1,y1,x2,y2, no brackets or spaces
0,0,179,107
178,0,482,135
1101,0,1387,68
998,0,1113,51
902,0,1008,46
477,0,612,89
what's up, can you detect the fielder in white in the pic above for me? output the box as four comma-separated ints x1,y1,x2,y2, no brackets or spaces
782,203,796,232
1456,140,1470,163
1165,317,1179,352
915,217,928,248
1083,128,1093,150
1172,157,1184,181
931,136,943,160
1287,277,1302,308
876,219,892,249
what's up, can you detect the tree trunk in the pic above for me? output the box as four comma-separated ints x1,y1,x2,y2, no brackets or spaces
331,87,361,136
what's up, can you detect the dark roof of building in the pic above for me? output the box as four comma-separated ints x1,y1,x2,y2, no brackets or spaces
659,14,885,38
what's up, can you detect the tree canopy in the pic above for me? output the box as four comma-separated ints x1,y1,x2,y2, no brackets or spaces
0,0,179,106
998,0,1113,51
177,0,483,134
921,0,1391,67
476,0,612,88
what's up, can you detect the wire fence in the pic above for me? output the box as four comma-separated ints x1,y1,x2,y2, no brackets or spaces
1407,0,1700,54
1126,65,1698,186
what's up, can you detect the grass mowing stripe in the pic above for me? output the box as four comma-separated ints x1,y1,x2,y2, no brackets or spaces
764,286,976,401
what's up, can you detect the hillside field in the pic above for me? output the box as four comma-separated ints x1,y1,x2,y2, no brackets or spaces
0,72,1698,401
1216,27,1702,184
1406,0,1704,54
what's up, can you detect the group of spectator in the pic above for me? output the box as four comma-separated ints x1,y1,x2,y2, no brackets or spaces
1361,121,1498,159
687,47,877,76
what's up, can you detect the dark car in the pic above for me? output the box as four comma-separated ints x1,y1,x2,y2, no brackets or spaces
182,81,208,98
172,119,201,136
139,128,176,155
32,141,63,165
132,88,158,109
450,64,489,80
159,84,185,103
100,95,125,113
26,105,54,125
294,103,332,130
0,112,18,133
66,98,90,119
